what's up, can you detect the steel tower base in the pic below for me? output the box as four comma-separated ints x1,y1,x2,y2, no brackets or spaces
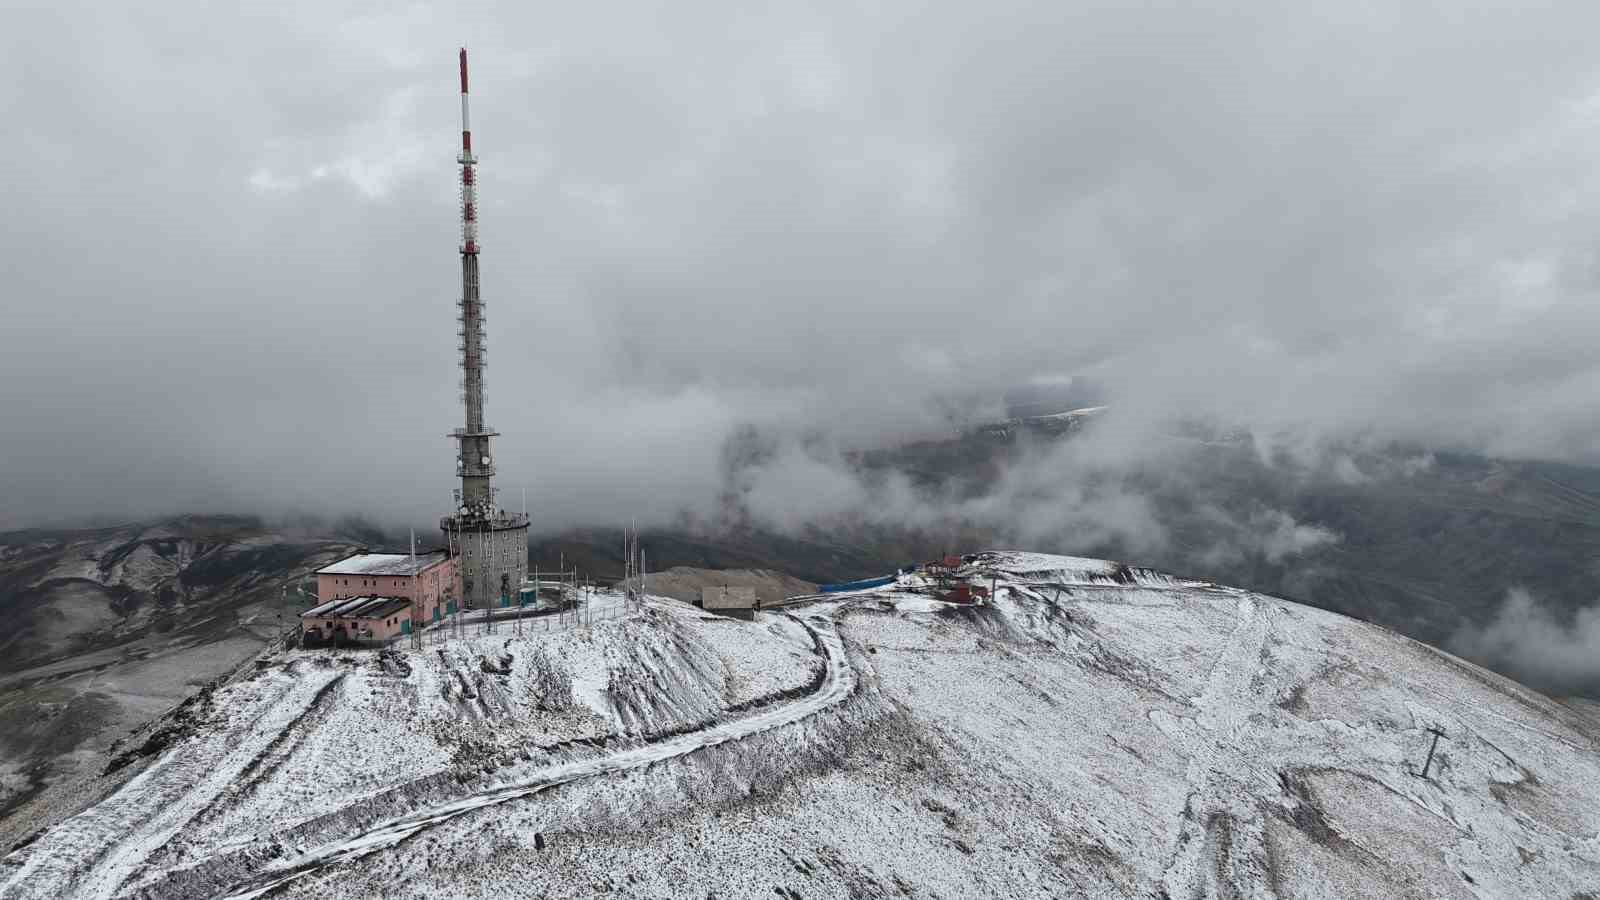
441,511,529,610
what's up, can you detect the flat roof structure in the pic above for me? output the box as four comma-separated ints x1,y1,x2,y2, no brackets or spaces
315,550,451,577
702,586,757,610
301,596,413,620
701,585,757,620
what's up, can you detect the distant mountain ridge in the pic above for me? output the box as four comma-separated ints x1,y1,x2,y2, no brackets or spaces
845,425,1600,698
0,515,353,676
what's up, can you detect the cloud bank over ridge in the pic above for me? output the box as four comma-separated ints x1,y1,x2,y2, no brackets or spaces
4,1,1600,532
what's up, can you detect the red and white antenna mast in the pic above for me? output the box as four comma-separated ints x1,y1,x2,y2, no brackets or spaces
453,47,493,519
458,47,478,255
442,48,529,616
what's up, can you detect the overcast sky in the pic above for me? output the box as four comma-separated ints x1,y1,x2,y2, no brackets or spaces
3,0,1600,532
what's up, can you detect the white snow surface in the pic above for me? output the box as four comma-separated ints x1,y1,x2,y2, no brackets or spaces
4,554,1598,899
314,552,449,577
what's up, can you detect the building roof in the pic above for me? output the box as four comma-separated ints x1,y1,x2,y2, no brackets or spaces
702,585,756,610
315,550,451,577
301,596,413,620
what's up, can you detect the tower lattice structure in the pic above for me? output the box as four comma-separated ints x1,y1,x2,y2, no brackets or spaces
440,48,528,612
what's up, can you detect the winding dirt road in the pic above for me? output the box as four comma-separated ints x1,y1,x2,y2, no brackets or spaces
203,613,854,899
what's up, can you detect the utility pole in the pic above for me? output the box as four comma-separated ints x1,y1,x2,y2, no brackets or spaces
410,529,422,651
449,509,463,644
448,517,454,641
480,522,490,636
633,525,643,611
533,563,540,634
1415,726,1448,779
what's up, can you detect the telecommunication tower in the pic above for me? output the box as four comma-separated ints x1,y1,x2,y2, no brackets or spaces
440,48,529,612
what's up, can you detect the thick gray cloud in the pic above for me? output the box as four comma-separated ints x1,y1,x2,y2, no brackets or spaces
1452,587,1600,695
3,0,1600,532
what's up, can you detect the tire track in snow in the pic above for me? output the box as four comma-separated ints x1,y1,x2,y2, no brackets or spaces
1157,594,1275,900
192,614,855,900
155,673,350,856
0,665,345,900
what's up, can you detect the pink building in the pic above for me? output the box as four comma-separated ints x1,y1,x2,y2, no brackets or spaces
300,596,413,645
315,550,460,626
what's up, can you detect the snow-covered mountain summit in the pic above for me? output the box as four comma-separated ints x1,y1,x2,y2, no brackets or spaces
3,551,1596,898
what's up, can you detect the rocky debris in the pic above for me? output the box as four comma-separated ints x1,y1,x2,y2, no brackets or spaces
527,646,574,712
920,796,960,830
377,651,411,679
479,653,513,676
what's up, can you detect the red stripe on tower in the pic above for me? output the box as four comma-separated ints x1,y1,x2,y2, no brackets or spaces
458,47,478,255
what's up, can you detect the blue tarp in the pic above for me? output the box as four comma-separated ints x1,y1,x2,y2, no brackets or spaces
818,575,895,594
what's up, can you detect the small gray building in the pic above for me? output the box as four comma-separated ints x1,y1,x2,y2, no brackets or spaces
701,585,757,620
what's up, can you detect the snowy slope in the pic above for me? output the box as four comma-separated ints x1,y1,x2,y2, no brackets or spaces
4,552,1598,898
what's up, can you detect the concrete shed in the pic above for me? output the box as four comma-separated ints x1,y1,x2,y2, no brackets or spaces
300,596,414,646
701,585,757,620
